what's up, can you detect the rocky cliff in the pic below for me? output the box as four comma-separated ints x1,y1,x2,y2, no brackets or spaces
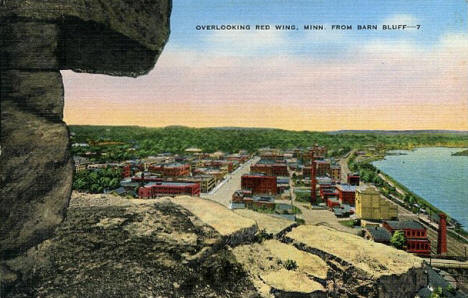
0,0,171,265
2,193,429,297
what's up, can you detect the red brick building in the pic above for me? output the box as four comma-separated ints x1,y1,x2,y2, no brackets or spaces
122,165,132,178
149,163,191,177
319,184,338,201
347,173,360,186
138,182,200,198
241,174,277,195
250,163,288,176
383,220,431,256
315,160,331,177
336,184,356,205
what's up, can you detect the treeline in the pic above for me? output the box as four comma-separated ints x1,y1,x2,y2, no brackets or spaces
70,125,468,162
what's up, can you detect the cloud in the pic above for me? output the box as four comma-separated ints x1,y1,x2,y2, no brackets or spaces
63,26,468,130
201,29,288,56
380,14,420,26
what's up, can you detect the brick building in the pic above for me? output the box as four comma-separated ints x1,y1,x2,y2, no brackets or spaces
138,181,200,198
250,163,288,176
336,184,356,205
315,160,331,177
383,220,431,256
241,174,277,195
347,173,360,186
149,163,191,177
319,184,338,201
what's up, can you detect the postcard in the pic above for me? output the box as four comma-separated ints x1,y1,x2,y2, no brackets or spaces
1,1,467,297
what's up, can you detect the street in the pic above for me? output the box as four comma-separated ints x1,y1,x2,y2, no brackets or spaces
202,156,260,207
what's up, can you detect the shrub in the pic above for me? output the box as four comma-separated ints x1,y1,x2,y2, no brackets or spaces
390,230,405,249
284,259,297,270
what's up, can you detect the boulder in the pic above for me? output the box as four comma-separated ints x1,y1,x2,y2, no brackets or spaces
0,1,171,265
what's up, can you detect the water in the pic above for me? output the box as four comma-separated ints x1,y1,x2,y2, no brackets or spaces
372,147,468,228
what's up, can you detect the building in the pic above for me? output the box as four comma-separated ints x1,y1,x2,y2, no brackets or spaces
202,160,234,172
319,184,338,201
347,173,360,186
327,197,341,209
336,184,356,205
355,187,398,220
316,160,331,177
73,156,90,172
330,165,341,181
383,220,431,256
250,163,288,176
259,152,284,162
122,164,132,178
363,227,392,244
232,191,275,210
244,196,276,210
276,176,290,193
241,174,277,195
177,175,216,193
333,204,353,218
149,163,191,177
138,181,200,198
131,173,163,183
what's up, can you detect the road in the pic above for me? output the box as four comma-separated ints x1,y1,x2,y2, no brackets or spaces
202,156,260,207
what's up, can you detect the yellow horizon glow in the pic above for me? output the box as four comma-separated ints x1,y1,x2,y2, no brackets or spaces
64,99,468,131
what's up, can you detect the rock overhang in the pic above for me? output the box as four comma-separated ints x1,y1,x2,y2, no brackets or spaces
1,0,171,76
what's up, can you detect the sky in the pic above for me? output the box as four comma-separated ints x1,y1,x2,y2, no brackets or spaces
63,0,468,131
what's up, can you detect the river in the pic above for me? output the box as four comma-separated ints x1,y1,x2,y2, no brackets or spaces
372,147,468,228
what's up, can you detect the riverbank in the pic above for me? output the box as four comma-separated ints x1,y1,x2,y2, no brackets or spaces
349,148,468,242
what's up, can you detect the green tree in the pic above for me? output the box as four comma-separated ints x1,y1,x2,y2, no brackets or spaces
390,231,406,249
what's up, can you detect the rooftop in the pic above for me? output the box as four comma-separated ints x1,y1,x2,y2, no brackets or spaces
144,182,197,188
336,184,356,192
384,220,425,230
365,227,392,242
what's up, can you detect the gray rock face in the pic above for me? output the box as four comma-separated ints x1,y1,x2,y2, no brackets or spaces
0,0,171,268
1,0,171,76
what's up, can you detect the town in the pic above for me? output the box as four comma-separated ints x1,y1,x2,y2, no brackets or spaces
72,139,467,268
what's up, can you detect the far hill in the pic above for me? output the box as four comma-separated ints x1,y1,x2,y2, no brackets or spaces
68,125,468,160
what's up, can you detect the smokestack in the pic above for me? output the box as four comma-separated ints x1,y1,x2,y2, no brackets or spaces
437,213,447,255
310,149,316,204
